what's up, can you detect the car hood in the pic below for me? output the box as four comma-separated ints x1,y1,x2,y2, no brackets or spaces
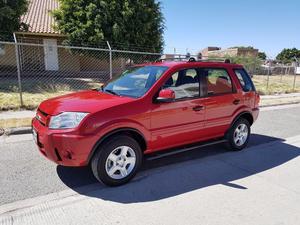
38,90,135,115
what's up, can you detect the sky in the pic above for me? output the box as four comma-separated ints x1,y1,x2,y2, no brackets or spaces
160,0,300,58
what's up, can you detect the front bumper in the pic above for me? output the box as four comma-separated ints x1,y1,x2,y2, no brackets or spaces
32,117,97,167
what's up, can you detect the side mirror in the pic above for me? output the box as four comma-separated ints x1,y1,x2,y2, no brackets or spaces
156,89,175,103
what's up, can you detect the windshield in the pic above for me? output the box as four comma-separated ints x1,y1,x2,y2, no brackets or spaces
103,66,168,98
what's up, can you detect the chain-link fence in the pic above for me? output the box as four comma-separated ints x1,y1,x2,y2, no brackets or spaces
0,41,299,110
250,60,299,95
0,41,161,110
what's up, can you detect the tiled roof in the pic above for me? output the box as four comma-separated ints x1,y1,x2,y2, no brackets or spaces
20,0,60,34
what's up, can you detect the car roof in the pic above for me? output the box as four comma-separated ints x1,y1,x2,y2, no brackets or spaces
136,61,244,69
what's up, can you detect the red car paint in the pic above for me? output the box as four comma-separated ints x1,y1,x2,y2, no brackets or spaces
32,61,259,166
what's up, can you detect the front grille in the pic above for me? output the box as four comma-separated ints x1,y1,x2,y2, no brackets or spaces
36,108,49,126
38,109,49,117
36,118,46,126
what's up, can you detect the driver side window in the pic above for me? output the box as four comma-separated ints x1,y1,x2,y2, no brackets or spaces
162,68,200,100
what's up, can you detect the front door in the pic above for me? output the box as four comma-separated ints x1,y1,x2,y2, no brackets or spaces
43,39,59,71
150,68,205,151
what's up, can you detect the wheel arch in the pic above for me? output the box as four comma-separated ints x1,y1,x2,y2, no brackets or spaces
231,111,254,127
87,127,147,164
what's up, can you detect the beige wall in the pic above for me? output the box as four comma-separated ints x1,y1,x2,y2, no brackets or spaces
201,47,221,58
207,48,239,58
58,47,80,72
2,33,133,76
205,48,259,58
79,54,110,71
15,34,82,72
0,44,17,68
237,49,259,57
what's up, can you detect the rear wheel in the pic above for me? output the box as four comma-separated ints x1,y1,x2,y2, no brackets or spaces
91,135,142,186
226,118,250,151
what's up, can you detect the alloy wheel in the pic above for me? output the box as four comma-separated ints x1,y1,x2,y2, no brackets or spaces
233,123,249,146
105,146,136,179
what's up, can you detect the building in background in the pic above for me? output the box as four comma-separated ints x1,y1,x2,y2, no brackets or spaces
201,46,259,58
14,0,64,72
1,0,117,77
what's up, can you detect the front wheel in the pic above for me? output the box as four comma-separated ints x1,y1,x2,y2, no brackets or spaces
91,135,142,186
226,118,250,151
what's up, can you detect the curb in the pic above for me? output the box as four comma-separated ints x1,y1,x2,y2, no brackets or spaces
5,127,32,136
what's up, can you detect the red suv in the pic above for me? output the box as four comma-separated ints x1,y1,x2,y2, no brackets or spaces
32,60,259,186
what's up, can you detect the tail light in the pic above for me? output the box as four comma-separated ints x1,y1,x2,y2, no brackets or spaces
255,92,260,107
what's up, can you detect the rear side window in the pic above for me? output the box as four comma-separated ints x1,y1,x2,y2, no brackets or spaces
203,69,233,95
234,69,255,92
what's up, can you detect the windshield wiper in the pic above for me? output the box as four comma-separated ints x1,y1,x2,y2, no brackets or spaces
104,89,119,96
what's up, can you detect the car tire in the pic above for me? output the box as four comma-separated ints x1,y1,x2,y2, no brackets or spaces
91,135,143,186
225,118,250,151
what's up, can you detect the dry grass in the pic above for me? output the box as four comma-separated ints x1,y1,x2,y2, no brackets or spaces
0,77,103,111
0,91,71,111
252,75,300,95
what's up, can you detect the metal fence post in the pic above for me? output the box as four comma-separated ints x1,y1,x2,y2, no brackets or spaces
106,41,112,79
293,68,297,91
267,60,271,91
294,58,299,91
253,56,258,75
13,33,23,107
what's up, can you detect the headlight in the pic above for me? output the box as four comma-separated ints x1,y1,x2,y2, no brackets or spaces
49,112,89,129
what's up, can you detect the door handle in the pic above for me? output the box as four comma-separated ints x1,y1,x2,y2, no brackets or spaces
192,105,205,111
233,99,240,105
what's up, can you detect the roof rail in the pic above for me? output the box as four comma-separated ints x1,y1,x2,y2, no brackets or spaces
156,57,231,64
156,57,189,62
188,57,231,63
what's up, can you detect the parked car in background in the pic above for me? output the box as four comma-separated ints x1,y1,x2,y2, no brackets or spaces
32,59,260,186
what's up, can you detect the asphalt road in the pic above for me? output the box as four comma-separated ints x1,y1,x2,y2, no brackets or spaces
1,104,300,205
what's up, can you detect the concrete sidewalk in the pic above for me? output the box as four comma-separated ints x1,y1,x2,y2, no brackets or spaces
261,92,300,99
0,111,35,120
261,92,300,107
0,135,299,225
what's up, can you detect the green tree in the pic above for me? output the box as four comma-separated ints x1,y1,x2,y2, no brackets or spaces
53,0,164,52
222,55,263,74
0,0,28,40
258,52,267,60
276,48,300,64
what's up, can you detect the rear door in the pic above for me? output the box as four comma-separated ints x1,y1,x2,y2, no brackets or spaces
150,68,206,151
233,68,257,108
200,67,241,137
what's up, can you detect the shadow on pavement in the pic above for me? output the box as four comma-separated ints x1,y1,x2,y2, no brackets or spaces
56,133,299,203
